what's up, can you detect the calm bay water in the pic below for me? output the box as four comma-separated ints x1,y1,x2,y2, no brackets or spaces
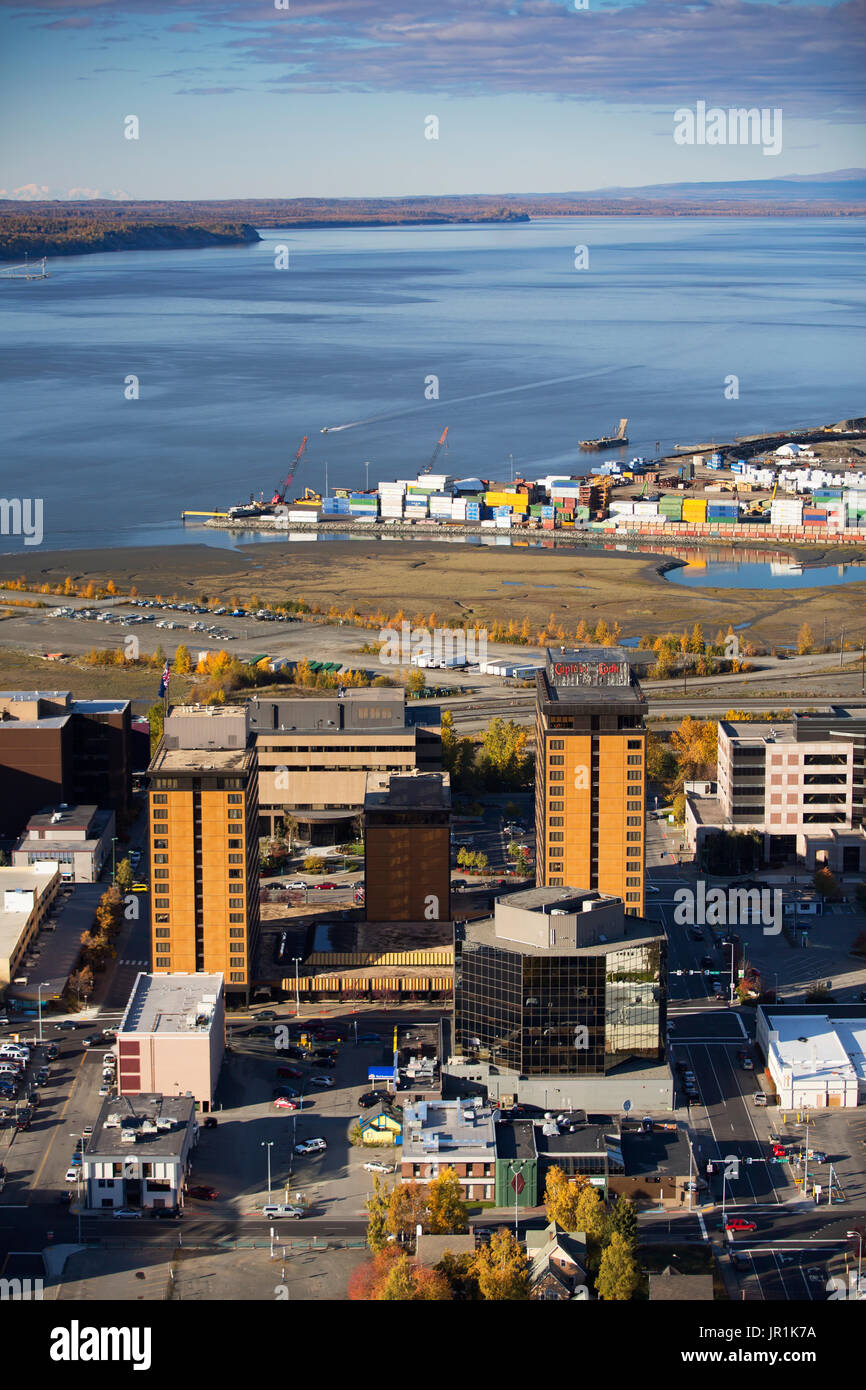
1,217,863,553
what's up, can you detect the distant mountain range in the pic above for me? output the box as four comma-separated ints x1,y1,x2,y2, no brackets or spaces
530,170,866,204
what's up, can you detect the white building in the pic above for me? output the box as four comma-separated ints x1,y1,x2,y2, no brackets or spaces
0,864,60,988
757,1009,866,1109
117,973,225,1110
83,1093,198,1213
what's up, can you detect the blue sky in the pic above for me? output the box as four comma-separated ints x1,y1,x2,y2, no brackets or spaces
1,0,864,198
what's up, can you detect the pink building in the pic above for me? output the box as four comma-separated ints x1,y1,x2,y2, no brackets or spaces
117,973,225,1112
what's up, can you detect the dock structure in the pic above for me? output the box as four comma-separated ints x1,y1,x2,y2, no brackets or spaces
580,417,628,450
0,257,50,280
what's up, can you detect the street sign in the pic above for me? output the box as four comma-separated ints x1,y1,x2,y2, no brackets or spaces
511,1173,525,1196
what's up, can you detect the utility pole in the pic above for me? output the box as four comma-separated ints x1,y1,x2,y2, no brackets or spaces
840,627,845,668
292,957,301,1017
261,1140,274,1201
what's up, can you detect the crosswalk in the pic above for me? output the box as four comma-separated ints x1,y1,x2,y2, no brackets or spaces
118,959,149,967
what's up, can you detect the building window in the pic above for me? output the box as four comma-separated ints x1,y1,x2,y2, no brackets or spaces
229,927,245,938
627,801,641,812
152,794,167,804
626,877,641,887
550,771,564,782
550,740,564,750
626,892,641,902
549,877,563,886
549,756,564,766
155,898,169,909
227,793,243,803
155,928,170,938
229,972,245,982
228,853,244,864
627,739,642,749
230,958,245,969
627,756,642,766
152,809,168,819
229,897,244,908
626,816,641,826
154,914,169,924
228,839,242,849
153,839,168,850
156,956,171,968
548,848,563,858
228,809,243,819
550,800,563,811
153,854,168,864
154,869,169,879
549,817,563,826
229,913,244,923
626,831,641,841
549,832,564,842
228,869,242,879
627,771,642,781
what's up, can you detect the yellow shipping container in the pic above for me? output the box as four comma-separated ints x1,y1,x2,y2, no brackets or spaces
682,499,707,521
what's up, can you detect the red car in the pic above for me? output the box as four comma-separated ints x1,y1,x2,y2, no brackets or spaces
187,1185,219,1201
276,1065,303,1079
273,1096,300,1110
725,1217,757,1233
771,1143,787,1158
316,882,338,890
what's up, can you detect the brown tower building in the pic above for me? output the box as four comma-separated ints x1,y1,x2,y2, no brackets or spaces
364,772,451,924
535,650,646,914
148,706,260,995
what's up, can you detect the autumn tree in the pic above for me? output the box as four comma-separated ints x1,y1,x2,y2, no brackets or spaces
426,1166,468,1235
472,1229,530,1300
606,1194,638,1248
115,857,133,894
387,1180,429,1245
365,1175,392,1253
477,717,533,790
376,1255,452,1301
543,1166,589,1232
147,702,165,754
406,667,426,695
596,1230,641,1301
574,1184,606,1242
797,622,814,655
173,644,192,675
669,716,718,789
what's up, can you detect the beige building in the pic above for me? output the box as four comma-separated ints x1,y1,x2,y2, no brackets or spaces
13,804,116,883
250,691,441,842
0,864,60,989
116,972,225,1110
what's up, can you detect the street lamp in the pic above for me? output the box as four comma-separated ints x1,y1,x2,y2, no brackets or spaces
111,836,118,884
508,1160,528,1236
36,982,47,1043
261,1140,274,1201
847,1230,863,1290
292,957,301,1018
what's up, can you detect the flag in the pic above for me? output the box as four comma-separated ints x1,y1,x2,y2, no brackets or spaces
158,661,170,698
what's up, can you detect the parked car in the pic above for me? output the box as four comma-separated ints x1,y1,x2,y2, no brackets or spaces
83,1124,94,1136
131,883,148,893
273,1086,299,1099
806,1267,825,1284
358,1091,391,1109
203,1116,218,1129
82,1035,100,1048
261,1203,305,1219
187,1185,219,1200
295,1138,327,1155
309,1075,334,1088
363,1160,395,1174
738,1050,754,1070
358,1033,381,1045
150,1207,182,1220
256,1011,278,1022
112,1208,143,1219
725,1218,757,1233
65,1167,80,1182
807,1150,828,1164
315,882,338,891
98,1084,112,1097
273,1096,300,1110
287,881,308,891
276,1065,303,1079
59,1191,73,1205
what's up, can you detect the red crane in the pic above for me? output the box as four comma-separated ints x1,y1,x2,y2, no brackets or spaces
421,426,449,475
271,435,309,506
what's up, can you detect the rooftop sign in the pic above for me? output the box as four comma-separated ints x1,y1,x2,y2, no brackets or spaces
549,658,629,688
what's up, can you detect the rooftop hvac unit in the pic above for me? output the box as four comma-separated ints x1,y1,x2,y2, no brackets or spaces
156,1117,174,1131
120,1130,138,1144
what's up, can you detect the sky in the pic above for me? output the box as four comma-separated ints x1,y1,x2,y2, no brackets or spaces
1,0,864,199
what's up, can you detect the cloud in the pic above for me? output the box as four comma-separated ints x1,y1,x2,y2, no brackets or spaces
3,0,864,118
175,85,242,95
0,184,131,200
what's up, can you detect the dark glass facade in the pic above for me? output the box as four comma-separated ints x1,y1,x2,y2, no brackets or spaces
455,939,666,1076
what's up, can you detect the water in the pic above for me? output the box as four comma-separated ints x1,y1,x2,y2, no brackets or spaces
2,217,863,554
665,559,866,590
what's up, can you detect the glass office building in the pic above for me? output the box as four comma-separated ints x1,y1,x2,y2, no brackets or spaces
454,890,666,1076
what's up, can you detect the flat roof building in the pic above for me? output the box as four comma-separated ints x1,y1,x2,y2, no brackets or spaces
0,864,60,990
13,803,115,883
117,972,225,1109
757,1004,866,1109
364,771,451,924
82,1093,197,1214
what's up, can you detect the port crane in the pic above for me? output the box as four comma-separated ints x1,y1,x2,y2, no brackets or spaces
421,426,449,475
271,435,309,505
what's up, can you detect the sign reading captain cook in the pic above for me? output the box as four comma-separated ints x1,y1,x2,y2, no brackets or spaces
549,656,629,688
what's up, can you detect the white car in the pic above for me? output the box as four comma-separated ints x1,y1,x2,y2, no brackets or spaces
295,1138,327,1155
98,1084,112,1096
309,1075,334,1088
261,1203,305,1219
113,1208,142,1219
363,1160,395,1174
65,1167,80,1183
287,880,309,891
